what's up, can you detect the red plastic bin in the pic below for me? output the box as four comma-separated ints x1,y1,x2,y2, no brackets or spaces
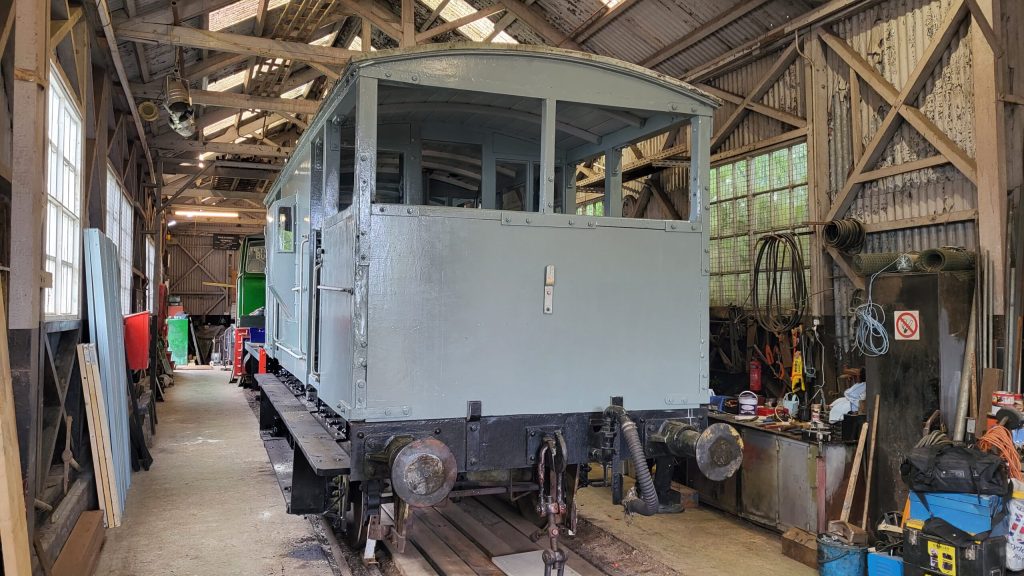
124,312,151,371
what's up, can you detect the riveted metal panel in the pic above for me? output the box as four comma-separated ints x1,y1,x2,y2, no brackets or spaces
342,210,708,422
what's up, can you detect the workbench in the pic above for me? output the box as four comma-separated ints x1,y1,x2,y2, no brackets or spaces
684,414,857,533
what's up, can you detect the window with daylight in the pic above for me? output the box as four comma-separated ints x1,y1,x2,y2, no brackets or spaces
708,142,809,307
44,70,83,319
106,166,134,315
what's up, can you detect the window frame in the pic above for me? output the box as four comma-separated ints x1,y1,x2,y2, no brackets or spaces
43,67,84,320
708,140,810,308
106,164,134,315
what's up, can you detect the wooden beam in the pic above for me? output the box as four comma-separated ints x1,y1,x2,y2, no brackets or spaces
682,0,886,82
334,0,403,42
0,0,15,62
805,28,831,319
860,209,977,233
114,22,357,66
97,0,155,180
849,68,863,161
499,0,580,49
48,5,82,50
567,0,641,44
141,88,321,115
415,4,506,43
10,0,47,327
696,83,806,128
971,0,1006,312
401,0,415,47
420,0,452,32
711,43,798,150
152,139,294,157
127,0,237,24
826,246,866,291
853,155,950,184
0,282,31,576
823,0,973,220
642,0,772,69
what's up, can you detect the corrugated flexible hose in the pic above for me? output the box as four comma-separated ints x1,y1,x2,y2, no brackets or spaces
619,415,659,516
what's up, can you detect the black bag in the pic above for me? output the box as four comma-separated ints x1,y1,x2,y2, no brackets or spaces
900,444,1009,496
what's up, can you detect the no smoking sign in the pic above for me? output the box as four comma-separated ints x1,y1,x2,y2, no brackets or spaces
894,310,920,341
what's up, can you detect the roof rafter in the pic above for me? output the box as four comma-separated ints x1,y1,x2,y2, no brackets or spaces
115,21,357,66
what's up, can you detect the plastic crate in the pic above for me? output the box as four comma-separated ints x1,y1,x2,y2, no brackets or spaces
868,551,904,576
908,492,1004,535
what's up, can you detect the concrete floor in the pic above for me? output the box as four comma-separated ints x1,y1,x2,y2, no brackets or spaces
576,485,816,576
96,369,333,576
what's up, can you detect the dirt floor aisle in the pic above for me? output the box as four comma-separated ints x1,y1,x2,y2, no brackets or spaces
96,369,333,576
576,485,816,576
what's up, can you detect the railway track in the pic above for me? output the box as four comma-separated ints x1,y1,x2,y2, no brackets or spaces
316,496,608,576
378,496,605,576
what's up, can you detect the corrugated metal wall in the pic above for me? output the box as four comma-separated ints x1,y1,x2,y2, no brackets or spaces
826,0,978,345
709,52,805,152
166,233,235,316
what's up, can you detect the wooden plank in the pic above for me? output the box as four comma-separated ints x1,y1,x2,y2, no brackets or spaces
78,344,120,527
114,21,357,66
417,508,503,575
641,0,773,68
976,368,1004,434
0,280,32,574
50,510,104,576
409,514,475,575
477,498,604,576
76,345,112,527
456,499,541,553
435,502,522,557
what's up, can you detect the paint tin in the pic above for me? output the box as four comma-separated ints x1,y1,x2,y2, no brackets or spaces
738,391,758,415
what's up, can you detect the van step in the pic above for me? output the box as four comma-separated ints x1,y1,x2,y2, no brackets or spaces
257,373,351,514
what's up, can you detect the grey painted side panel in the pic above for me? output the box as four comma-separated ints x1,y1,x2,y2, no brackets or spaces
267,146,312,380
317,213,357,414
334,212,709,421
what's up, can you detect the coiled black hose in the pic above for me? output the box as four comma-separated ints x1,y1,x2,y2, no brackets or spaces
822,218,865,253
618,414,659,516
752,233,808,333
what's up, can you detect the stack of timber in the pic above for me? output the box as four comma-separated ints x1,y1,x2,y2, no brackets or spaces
77,344,122,528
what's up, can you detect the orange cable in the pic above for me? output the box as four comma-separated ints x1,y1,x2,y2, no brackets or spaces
979,425,1023,481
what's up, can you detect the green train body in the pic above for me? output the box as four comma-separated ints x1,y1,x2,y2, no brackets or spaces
236,234,266,321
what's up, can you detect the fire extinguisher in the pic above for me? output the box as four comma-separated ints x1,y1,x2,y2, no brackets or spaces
749,358,762,392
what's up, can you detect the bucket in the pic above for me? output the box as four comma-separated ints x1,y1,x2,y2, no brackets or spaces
817,535,867,576
738,391,758,415
782,393,800,416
